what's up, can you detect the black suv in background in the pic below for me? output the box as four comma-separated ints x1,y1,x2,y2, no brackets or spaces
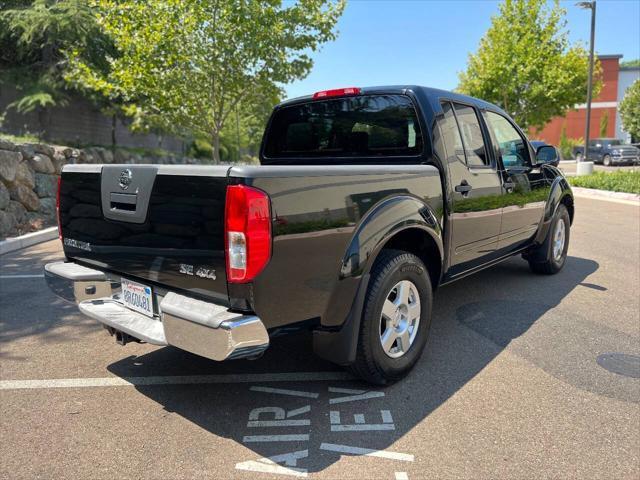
573,138,640,165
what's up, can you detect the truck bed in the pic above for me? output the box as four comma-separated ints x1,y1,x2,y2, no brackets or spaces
59,163,442,329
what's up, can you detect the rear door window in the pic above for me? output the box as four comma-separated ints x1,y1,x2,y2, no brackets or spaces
438,101,466,165
452,103,490,167
263,94,423,161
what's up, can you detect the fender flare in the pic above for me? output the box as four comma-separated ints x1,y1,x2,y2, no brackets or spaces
313,194,443,365
342,195,443,277
533,174,574,246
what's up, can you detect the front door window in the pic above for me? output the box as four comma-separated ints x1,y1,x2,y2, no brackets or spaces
484,111,530,168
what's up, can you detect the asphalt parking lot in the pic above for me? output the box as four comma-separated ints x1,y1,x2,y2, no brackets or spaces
1,195,639,479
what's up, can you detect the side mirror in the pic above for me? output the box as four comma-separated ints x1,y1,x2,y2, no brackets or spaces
535,145,559,167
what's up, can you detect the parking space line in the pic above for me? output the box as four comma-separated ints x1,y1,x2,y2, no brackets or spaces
0,274,45,279
320,443,414,462
0,371,353,391
328,387,363,394
243,434,310,443
329,389,385,404
250,386,320,398
247,419,311,427
395,473,409,480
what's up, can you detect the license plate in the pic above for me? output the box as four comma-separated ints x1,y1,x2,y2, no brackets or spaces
121,278,154,318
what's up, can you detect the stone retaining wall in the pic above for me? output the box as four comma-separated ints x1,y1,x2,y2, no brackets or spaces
0,137,200,239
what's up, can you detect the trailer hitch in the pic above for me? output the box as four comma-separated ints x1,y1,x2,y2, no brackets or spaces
104,326,142,346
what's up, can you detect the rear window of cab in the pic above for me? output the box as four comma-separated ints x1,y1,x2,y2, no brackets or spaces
262,94,423,163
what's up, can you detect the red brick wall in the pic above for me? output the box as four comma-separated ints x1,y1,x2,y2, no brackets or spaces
533,107,617,144
598,57,620,102
530,56,620,145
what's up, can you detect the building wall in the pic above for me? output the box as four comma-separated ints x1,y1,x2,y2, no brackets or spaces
531,55,622,146
532,106,617,145
616,67,640,142
0,84,185,153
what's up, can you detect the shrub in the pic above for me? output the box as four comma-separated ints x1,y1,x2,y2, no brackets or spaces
188,138,214,160
559,127,583,160
599,111,609,138
568,171,640,194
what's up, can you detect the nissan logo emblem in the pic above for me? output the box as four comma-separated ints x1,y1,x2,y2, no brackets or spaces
119,169,132,190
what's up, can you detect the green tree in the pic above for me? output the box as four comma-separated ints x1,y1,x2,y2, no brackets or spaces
68,0,345,163
0,0,117,137
619,79,640,141
188,83,282,164
620,59,640,68
458,0,601,130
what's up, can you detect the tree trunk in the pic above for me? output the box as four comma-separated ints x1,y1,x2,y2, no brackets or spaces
212,131,221,164
235,106,241,163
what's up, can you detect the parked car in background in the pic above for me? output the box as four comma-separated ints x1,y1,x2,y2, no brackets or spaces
530,140,560,166
573,138,640,166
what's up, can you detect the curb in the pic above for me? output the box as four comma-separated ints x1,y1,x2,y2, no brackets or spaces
0,227,59,255
571,187,640,205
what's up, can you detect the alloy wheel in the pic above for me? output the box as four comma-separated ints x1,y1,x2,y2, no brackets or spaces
379,280,421,358
553,219,566,262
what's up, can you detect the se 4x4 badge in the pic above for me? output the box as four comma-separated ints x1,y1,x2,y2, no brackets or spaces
179,263,216,280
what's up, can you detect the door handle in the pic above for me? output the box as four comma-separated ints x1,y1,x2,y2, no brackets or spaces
455,180,472,194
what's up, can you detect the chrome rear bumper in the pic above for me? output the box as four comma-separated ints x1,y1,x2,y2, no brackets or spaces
44,261,269,361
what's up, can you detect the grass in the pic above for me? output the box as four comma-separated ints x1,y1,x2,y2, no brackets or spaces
1,132,177,158
0,132,41,144
568,171,640,194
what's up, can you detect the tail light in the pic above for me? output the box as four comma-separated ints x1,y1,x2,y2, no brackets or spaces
224,184,271,283
56,176,62,240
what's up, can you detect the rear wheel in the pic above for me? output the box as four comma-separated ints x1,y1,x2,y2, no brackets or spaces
603,154,612,166
528,204,570,275
350,249,432,385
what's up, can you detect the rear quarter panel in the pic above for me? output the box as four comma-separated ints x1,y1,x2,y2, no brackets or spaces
231,165,443,329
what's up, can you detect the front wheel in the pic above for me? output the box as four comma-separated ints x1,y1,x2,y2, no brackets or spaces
603,154,612,166
350,249,432,385
527,204,570,274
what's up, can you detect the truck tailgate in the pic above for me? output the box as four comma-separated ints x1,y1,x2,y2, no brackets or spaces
59,165,230,304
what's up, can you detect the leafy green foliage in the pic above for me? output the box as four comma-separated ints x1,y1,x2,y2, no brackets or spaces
619,79,640,141
0,132,40,144
458,0,601,130
188,138,214,160
568,171,640,194
0,0,116,114
620,59,640,68
558,125,582,160
68,0,345,162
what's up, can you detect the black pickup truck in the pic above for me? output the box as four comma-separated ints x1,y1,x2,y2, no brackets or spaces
45,86,573,384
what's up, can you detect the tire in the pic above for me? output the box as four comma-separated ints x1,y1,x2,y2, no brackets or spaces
603,154,611,166
575,152,583,162
528,204,570,275
350,249,433,385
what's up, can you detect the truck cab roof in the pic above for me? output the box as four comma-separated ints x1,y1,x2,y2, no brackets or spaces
278,85,508,117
